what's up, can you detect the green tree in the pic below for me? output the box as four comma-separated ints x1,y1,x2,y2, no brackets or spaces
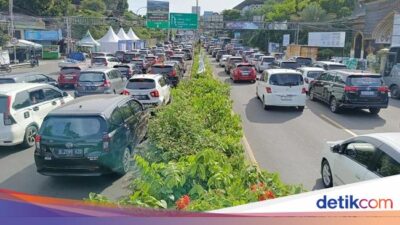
14,0,72,16
296,2,333,22
81,0,106,13
222,9,241,21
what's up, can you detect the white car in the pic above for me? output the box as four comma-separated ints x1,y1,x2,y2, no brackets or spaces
91,56,120,68
0,83,74,147
256,69,306,111
219,55,231,67
321,133,400,188
256,56,275,73
296,67,325,92
122,74,171,107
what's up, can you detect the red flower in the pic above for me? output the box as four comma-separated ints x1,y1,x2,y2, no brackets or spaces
176,195,191,210
258,190,275,201
250,182,265,192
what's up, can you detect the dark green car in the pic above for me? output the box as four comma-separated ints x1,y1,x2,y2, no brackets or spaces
34,95,149,176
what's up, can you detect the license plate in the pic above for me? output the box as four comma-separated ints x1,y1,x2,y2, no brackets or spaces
64,76,74,80
85,86,97,91
133,95,148,100
57,149,83,157
361,91,376,96
281,96,292,101
241,72,249,76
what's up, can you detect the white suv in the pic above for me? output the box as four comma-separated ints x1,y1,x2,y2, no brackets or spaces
91,57,120,68
122,74,171,107
0,83,74,147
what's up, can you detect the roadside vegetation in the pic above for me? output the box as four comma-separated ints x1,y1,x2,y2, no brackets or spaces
89,49,303,211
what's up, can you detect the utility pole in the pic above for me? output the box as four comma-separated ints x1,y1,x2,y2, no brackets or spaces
65,17,71,54
295,23,300,45
9,0,16,63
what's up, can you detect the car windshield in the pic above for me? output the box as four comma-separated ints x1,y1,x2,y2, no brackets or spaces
281,62,299,69
328,64,347,70
41,117,105,139
0,95,8,113
127,79,156,90
92,58,106,63
61,67,80,74
307,71,324,78
79,72,105,82
262,58,274,63
348,76,382,86
0,78,15,84
230,58,242,63
115,66,129,71
270,74,304,86
92,53,105,57
152,66,173,73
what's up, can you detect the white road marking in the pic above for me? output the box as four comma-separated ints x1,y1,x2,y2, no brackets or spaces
242,135,260,169
320,114,358,137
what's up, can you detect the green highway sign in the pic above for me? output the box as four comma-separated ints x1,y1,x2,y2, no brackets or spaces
147,20,169,29
170,13,198,29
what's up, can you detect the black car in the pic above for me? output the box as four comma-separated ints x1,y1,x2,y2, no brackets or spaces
216,50,228,62
309,70,389,114
0,73,58,87
34,95,149,176
150,63,181,87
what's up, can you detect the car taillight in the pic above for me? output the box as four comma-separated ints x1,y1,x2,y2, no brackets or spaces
266,87,272,93
302,87,307,94
344,86,359,93
104,62,108,66
122,89,130,95
128,69,132,75
103,134,111,152
170,70,177,77
304,78,309,84
3,96,16,126
150,90,160,97
378,86,389,93
102,80,111,88
35,135,41,150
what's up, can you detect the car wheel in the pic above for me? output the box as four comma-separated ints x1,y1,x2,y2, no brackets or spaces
369,108,381,115
329,97,340,113
390,85,400,99
263,96,271,110
118,148,131,175
321,160,333,188
297,106,305,112
167,95,172,104
309,88,316,101
22,125,38,148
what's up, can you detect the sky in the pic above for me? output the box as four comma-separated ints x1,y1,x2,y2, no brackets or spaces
128,0,244,15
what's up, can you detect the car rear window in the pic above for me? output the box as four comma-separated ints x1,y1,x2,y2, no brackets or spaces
281,62,299,69
348,76,382,86
296,58,312,66
328,64,347,70
79,72,105,82
170,57,183,62
237,65,253,71
127,79,156,90
61,67,80,74
0,95,8,113
152,65,173,74
92,58,106,63
0,78,15,84
230,58,243,63
269,74,304,86
262,58,274,63
92,53,105,57
307,71,324,78
41,117,105,139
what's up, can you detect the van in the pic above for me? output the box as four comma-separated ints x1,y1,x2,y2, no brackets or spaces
256,69,306,111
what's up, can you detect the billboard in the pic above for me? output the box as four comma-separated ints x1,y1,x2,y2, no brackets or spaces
283,34,290,46
308,32,346,48
24,30,62,41
147,0,169,29
170,13,198,30
225,22,261,30
392,13,400,46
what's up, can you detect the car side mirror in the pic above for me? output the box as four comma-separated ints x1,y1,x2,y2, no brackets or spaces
331,144,342,153
62,91,69,97
256,77,259,80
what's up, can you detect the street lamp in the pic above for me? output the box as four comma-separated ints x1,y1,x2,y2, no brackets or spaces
136,7,147,16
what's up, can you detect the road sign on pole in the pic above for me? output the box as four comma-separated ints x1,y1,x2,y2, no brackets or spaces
170,13,198,30
147,0,170,29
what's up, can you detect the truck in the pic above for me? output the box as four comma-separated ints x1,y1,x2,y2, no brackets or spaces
285,44,318,61
0,50,11,73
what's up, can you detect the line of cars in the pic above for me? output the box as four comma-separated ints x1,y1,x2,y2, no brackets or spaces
0,42,194,177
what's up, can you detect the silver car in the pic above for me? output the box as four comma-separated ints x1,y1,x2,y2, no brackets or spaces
74,68,126,97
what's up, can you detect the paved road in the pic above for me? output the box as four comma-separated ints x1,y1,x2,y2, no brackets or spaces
0,59,193,201
209,56,400,191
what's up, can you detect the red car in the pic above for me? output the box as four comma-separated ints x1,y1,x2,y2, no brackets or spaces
58,67,81,89
230,63,257,83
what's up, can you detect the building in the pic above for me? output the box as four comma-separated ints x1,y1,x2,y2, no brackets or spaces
349,0,400,58
192,6,201,15
233,0,264,16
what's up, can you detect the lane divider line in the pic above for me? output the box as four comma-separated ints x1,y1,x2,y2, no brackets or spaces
242,135,260,170
319,114,358,137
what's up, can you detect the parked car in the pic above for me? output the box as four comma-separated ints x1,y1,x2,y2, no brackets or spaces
292,56,313,67
313,61,347,70
321,133,400,188
150,64,181,87
271,60,300,70
256,69,306,111
309,70,389,114
297,67,325,93
216,50,228,62
91,57,120,68
256,56,275,73
122,74,171,107
114,64,134,79
34,95,149,176
382,64,400,99
74,68,126,97
230,63,257,83
219,55,231,67
0,73,58,87
225,56,244,74
58,67,81,89
0,83,73,147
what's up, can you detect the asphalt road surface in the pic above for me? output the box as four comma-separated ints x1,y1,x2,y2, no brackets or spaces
209,56,400,191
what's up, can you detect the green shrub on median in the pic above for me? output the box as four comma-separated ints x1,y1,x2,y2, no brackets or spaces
88,51,303,211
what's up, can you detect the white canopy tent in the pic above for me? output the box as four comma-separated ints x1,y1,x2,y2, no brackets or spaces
97,26,120,53
6,39,42,49
77,30,100,48
127,28,140,41
117,28,130,41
